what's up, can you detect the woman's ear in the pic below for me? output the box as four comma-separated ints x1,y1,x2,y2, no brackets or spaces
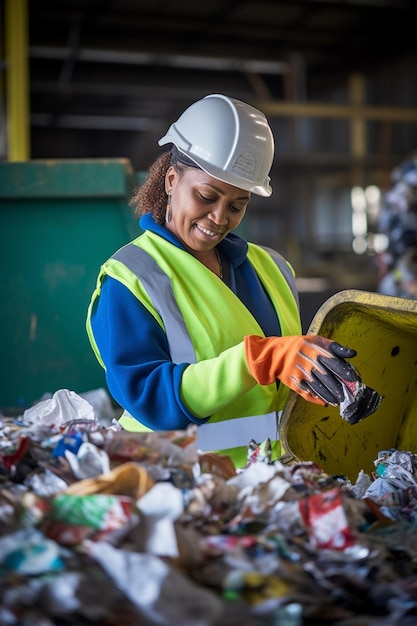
165,165,178,194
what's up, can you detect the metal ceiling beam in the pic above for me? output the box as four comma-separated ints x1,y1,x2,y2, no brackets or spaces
29,46,290,75
259,100,417,122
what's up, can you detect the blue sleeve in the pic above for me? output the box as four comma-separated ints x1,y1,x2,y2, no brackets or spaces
90,277,208,430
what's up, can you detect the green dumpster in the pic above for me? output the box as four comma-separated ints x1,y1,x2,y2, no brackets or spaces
0,159,139,408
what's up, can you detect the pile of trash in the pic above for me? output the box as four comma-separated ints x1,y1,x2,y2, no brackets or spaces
378,151,417,299
1,389,417,626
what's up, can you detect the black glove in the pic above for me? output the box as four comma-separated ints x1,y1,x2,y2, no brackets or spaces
300,341,358,405
302,341,382,424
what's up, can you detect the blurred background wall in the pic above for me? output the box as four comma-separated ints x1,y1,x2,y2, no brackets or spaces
1,0,417,404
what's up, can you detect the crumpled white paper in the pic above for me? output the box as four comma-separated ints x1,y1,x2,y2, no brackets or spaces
22,389,96,426
65,441,110,480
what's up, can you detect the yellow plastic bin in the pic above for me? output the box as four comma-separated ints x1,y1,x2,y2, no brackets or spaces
279,289,417,481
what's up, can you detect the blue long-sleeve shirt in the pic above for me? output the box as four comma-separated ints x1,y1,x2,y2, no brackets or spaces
90,214,282,429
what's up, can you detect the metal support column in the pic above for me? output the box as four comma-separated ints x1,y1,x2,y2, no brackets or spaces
5,0,30,161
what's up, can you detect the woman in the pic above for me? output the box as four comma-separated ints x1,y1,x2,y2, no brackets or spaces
86,94,380,468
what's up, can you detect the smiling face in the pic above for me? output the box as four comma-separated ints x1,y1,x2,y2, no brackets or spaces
164,165,251,255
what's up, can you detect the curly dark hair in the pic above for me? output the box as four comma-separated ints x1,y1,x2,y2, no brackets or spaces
130,149,188,225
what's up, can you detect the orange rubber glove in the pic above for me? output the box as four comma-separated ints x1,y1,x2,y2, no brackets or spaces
244,334,359,406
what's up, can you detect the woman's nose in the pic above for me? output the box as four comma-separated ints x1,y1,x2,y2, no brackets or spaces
209,203,228,225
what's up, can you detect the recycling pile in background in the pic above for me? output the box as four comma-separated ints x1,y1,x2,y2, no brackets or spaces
1,390,417,626
378,150,417,299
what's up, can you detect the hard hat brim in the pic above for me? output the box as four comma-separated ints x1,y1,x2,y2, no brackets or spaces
159,137,272,197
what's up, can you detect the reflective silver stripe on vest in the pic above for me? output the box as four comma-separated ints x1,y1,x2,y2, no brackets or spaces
112,245,196,364
259,245,299,308
196,411,279,450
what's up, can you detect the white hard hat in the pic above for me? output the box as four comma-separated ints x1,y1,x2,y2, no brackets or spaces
158,94,274,197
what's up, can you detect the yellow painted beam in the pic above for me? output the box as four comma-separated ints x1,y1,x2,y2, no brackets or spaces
5,0,30,161
0,10,5,159
349,73,366,158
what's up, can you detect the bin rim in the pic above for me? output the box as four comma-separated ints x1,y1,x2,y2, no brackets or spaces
307,289,417,335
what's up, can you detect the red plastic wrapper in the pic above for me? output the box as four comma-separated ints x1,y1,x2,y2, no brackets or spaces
0,436,30,471
298,487,356,551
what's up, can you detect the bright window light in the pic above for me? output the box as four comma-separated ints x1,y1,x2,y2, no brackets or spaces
369,233,389,254
365,185,381,204
352,236,367,254
351,186,366,212
352,211,367,237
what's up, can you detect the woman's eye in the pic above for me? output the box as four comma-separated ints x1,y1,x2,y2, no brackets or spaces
199,194,214,203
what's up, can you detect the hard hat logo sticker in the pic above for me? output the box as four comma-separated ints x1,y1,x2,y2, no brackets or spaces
232,152,256,181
